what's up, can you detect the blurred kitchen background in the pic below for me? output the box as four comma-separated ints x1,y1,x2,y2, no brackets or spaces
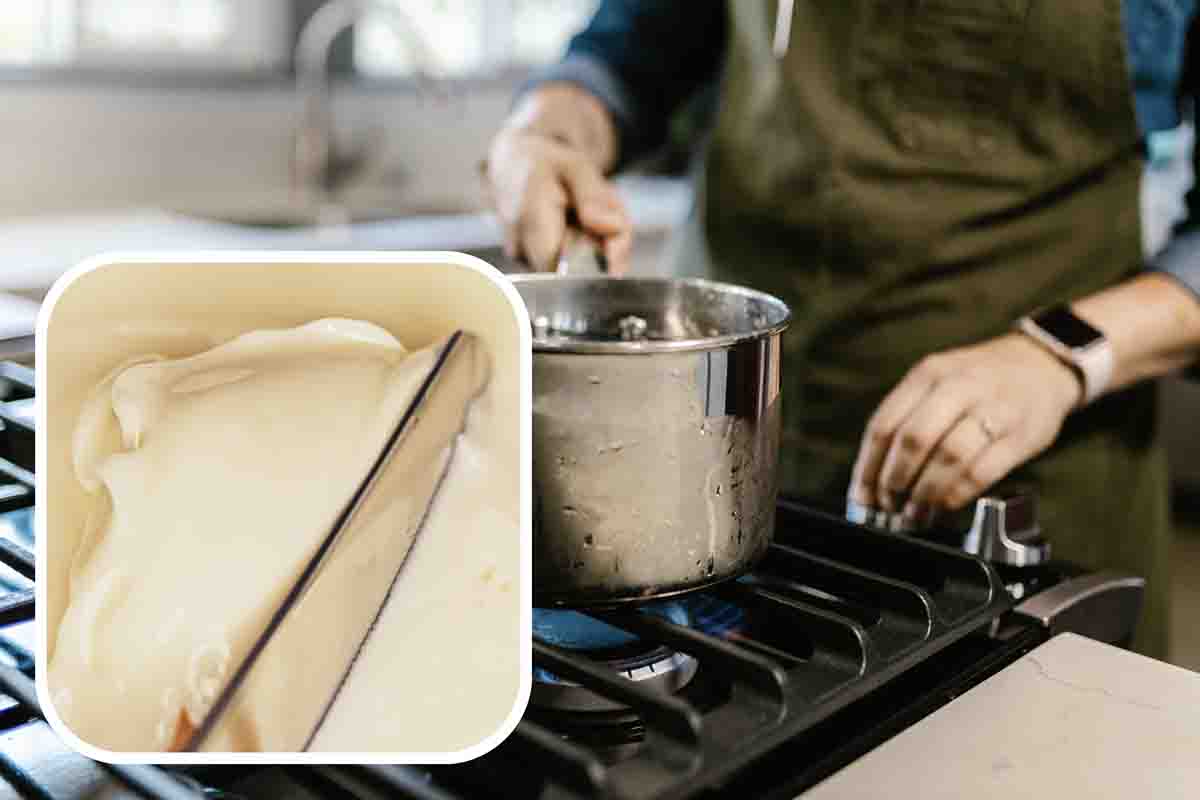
0,0,695,294
0,0,1196,671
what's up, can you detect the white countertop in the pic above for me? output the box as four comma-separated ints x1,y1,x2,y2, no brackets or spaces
805,632,1200,799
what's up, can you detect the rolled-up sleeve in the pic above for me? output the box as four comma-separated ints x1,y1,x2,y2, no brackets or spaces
1148,209,1200,379
1150,229,1200,301
521,0,727,167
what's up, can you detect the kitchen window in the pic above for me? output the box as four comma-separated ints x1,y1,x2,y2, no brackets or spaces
355,0,600,78
1,0,599,79
0,1,292,71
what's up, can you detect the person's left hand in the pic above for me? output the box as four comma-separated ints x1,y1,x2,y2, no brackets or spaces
847,332,1083,524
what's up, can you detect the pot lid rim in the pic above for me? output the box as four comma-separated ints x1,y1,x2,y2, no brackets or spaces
509,275,792,354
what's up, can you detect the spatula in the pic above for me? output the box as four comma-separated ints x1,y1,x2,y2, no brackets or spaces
179,329,487,752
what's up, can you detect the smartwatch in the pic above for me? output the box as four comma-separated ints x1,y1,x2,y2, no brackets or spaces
1015,304,1112,407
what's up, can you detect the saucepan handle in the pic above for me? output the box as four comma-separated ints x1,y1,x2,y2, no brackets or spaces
556,218,609,276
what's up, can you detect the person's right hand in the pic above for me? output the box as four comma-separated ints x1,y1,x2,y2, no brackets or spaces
483,86,633,274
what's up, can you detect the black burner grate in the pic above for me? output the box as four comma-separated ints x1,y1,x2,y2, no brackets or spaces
453,500,1014,800
0,363,208,799
0,357,1025,800
0,361,463,800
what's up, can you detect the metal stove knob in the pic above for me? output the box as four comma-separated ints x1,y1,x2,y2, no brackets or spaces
962,487,1050,567
845,500,917,533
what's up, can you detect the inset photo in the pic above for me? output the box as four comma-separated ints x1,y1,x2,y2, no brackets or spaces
35,252,530,761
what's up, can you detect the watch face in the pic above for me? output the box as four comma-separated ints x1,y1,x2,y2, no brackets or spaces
1032,304,1103,349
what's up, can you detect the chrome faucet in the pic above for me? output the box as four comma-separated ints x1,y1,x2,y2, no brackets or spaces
292,0,439,221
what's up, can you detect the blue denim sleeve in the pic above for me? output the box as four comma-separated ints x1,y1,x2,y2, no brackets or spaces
1151,230,1200,302
520,0,726,166
1142,6,1200,377
1150,229,1200,379
1125,0,1195,132
1131,1,1200,308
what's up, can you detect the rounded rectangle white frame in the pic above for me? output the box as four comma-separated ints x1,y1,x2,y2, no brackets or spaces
33,250,532,765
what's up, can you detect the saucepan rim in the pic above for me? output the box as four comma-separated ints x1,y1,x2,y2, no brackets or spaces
509,275,792,354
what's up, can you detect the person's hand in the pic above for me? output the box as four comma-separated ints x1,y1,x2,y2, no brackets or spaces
848,333,1083,523
483,86,632,273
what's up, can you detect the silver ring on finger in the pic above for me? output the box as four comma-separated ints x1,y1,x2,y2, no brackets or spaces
971,413,1001,443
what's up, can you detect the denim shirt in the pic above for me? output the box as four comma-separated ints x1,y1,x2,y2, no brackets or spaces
1127,0,1196,134
534,0,1200,298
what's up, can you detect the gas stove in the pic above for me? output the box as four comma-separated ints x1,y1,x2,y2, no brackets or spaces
0,361,1145,799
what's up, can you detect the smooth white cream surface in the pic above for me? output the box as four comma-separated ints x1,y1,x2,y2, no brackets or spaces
47,318,511,752
309,387,520,752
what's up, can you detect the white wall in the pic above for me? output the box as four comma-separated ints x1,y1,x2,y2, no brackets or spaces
0,79,516,220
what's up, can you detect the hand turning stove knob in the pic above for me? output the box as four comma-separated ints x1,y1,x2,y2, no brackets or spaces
962,486,1051,567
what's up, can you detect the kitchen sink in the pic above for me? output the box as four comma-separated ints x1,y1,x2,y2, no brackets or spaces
196,212,389,229
186,203,482,230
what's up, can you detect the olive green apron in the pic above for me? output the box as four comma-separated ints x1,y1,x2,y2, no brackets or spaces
672,0,1171,658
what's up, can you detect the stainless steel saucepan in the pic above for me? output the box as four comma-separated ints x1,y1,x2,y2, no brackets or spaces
510,275,791,607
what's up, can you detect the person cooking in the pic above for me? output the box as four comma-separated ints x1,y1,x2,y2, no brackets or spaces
483,0,1200,659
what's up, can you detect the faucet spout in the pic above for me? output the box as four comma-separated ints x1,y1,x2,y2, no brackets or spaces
292,0,439,214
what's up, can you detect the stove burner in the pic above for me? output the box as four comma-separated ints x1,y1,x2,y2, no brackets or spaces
531,595,747,712
682,590,747,639
532,647,699,712
533,601,697,711
532,601,689,650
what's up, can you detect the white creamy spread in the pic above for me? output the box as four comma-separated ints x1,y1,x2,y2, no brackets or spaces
47,318,504,752
308,390,520,752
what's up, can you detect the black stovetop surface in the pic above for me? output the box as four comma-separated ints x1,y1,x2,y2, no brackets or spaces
0,361,1057,800
431,498,1031,800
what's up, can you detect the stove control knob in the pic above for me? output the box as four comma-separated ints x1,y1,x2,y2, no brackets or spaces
962,486,1050,567
845,500,917,533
